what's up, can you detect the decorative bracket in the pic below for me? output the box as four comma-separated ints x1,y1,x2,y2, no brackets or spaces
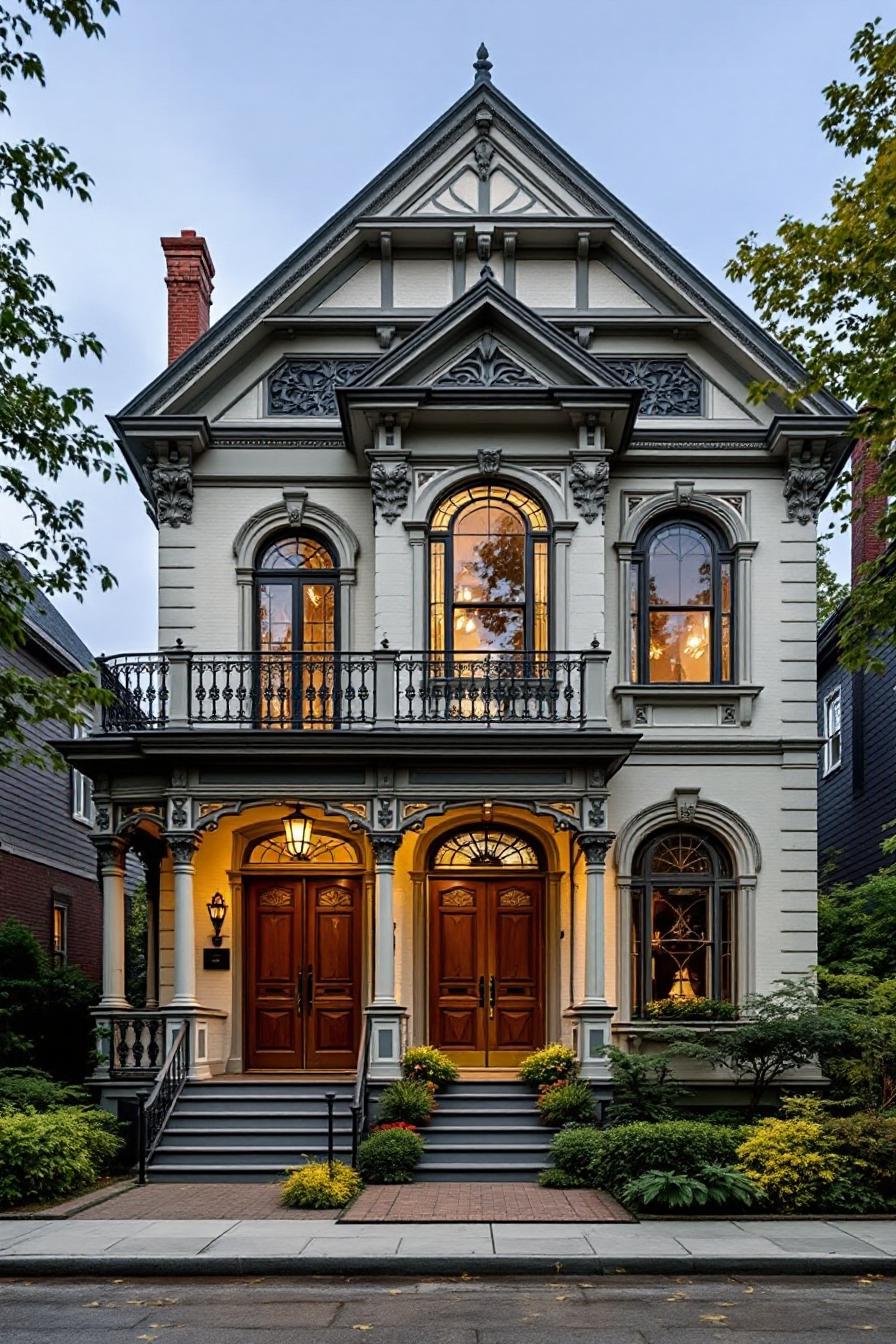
370,459,411,524
569,458,610,523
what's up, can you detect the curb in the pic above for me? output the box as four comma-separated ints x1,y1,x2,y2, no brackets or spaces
1,1253,893,1277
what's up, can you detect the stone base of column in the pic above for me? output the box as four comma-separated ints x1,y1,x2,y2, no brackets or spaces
565,1003,616,1081
166,1010,215,1081
365,1005,408,1081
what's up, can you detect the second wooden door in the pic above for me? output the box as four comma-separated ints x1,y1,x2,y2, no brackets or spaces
429,876,544,1066
246,876,361,1071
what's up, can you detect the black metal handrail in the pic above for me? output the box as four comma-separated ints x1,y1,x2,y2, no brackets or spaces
350,1015,373,1167
395,651,584,725
137,1020,189,1184
99,653,169,731
189,650,375,729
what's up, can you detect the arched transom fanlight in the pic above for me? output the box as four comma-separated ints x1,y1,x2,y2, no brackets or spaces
431,483,548,531
245,831,360,865
431,827,541,868
257,534,336,571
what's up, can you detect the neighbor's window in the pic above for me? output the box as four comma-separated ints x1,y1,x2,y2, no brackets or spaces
630,520,733,684
823,688,842,775
631,829,735,1016
52,902,68,966
71,723,93,824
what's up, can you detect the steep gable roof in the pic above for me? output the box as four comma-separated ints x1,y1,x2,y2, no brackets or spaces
120,49,849,421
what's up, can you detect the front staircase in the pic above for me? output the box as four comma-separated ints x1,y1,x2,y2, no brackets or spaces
147,1076,593,1183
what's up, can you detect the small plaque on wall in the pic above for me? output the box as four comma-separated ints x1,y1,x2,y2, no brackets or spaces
203,948,230,971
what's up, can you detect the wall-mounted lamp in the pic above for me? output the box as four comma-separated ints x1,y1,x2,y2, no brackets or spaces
206,891,228,946
282,804,314,859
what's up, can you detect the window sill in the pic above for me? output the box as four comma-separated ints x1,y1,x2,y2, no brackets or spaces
613,683,763,728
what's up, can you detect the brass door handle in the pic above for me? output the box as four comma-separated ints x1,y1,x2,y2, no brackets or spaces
489,975,496,1019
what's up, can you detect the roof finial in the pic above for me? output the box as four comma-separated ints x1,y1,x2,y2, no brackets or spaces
473,42,492,84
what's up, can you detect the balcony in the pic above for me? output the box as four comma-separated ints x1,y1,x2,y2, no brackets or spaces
96,649,610,732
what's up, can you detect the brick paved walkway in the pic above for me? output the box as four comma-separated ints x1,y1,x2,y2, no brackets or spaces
342,1182,633,1223
71,1182,333,1220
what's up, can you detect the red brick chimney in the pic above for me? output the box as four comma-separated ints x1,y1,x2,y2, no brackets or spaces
851,437,888,585
160,229,215,365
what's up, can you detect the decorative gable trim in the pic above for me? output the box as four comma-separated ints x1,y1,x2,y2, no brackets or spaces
433,334,541,388
267,357,374,417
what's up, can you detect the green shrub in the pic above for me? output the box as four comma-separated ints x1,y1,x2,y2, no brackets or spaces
376,1078,435,1126
827,1112,896,1201
540,1125,603,1187
591,1121,741,1197
622,1164,762,1214
0,1067,87,1112
518,1044,579,1087
0,918,98,1084
536,1080,595,1126
401,1046,458,1088
357,1126,424,1184
735,1104,842,1212
0,1106,122,1209
645,997,738,1021
604,1046,689,1125
281,1160,361,1209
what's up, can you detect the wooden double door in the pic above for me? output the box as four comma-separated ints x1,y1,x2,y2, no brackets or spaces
246,876,362,1071
429,876,545,1066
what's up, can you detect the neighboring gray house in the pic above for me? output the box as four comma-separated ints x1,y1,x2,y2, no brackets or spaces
0,562,101,978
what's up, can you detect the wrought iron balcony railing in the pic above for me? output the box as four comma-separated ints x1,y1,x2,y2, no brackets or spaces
94,648,609,732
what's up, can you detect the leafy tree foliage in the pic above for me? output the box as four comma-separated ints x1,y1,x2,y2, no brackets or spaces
817,535,849,625
0,1,122,766
819,867,896,978
727,20,896,668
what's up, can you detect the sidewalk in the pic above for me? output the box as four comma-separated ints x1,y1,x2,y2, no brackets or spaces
1,1215,895,1275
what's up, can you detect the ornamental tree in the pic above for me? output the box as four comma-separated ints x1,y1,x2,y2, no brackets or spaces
0,1,122,767
726,19,896,669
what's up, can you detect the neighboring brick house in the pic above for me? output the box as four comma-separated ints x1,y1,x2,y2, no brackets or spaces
818,444,895,889
0,570,101,979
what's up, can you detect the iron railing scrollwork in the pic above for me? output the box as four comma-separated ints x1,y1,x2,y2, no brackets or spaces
395,652,584,725
137,1020,189,1184
100,654,169,731
189,651,374,729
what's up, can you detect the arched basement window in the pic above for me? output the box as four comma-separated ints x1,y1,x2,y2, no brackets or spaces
631,828,735,1016
631,519,733,683
245,831,361,865
429,484,549,657
431,827,543,868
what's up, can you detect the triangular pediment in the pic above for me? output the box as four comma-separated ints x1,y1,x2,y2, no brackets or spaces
348,273,627,393
401,136,572,218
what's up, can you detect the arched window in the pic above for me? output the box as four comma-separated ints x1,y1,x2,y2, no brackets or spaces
253,530,339,725
429,484,549,657
631,520,733,683
245,830,360,866
431,826,543,869
631,829,735,1016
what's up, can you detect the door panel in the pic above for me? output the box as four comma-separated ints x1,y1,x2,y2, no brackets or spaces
429,876,545,1066
247,884,302,1069
246,876,361,1070
488,879,543,1063
429,882,487,1064
304,879,362,1070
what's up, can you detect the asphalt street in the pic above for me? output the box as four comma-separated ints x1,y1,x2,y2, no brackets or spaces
0,1273,894,1342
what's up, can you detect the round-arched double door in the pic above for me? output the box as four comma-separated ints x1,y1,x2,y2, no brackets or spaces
427,826,547,1067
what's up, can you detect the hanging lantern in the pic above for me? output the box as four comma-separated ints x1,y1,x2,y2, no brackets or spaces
206,891,228,947
282,804,314,859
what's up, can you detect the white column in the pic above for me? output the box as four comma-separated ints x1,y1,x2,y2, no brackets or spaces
168,834,200,1008
141,846,161,1011
96,839,129,1009
582,839,610,1004
372,834,400,1003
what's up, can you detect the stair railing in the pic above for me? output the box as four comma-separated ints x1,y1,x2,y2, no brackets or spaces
350,1016,372,1167
136,1020,189,1185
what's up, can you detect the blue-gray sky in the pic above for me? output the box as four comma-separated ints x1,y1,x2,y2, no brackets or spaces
1,0,885,651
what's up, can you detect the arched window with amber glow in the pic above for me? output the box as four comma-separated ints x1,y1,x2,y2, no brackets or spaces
631,520,733,683
253,530,339,725
631,829,735,1016
429,484,549,658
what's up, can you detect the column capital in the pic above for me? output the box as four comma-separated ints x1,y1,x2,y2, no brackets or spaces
92,835,127,872
371,832,403,866
166,832,200,866
577,831,615,867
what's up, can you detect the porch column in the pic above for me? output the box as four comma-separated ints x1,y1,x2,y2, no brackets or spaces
167,834,200,1008
368,832,406,1081
95,838,129,1009
569,831,616,1080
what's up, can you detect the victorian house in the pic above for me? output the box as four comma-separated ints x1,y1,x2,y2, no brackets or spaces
66,48,852,1176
